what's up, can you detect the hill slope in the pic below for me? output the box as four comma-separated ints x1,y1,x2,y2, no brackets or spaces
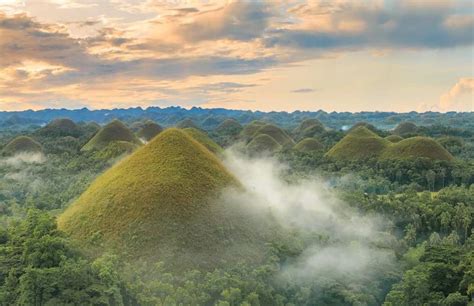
183,128,222,154
215,118,243,135
59,129,266,268
393,122,418,136
247,134,282,154
2,136,43,156
326,127,389,160
294,138,324,153
381,137,454,161
82,120,140,151
253,124,295,147
37,118,81,137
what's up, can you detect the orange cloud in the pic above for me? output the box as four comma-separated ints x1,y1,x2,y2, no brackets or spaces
440,78,474,111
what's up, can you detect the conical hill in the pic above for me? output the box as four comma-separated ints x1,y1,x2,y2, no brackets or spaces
82,120,140,151
58,129,266,268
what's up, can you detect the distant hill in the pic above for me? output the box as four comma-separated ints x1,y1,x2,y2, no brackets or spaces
385,135,404,143
240,120,266,140
294,138,324,153
176,118,200,129
182,128,222,154
2,136,43,156
37,118,82,137
381,137,454,162
215,118,243,136
136,121,163,142
93,141,139,160
247,134,282,154
293,118,325,139
58,129,268,269
393,122,418,136
326,127,390,161
82,120,141,151
252,124,295,147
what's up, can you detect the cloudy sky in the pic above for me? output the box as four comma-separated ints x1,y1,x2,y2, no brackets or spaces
0,0,473,112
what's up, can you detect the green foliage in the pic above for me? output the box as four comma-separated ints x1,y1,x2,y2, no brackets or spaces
0,209,130,305
252,124,295,147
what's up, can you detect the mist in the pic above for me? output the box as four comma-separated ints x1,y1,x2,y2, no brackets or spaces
222,148,397,284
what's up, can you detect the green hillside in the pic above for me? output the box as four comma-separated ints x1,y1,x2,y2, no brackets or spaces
182,127,222,154
348,122,379,134
136,121,163,142
37,118,81,137
393,122,418,136
385,135,404,143
2,136,43,156
247,134,282,154
240,120,267,140
215,118,243,135
381,137,454,161
176,118,200,129
294,138,324,153
94,141,139,160
293,118,325,139
326,126,390,160
58,129,267,269
253,124,295,147
82,120,141,151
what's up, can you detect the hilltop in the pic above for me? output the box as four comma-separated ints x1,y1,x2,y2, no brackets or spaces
293,118,325,139
2,136,43,156
294,138,324,153
252,124,295,147
58,129,268,269
215,118,243,136
381,137,454,162
82,120,141,151
136,121,163,142
385,135,404,143
240,120,267,140
325,127,390,160
247,134,282,154
37,118,82,137
393,122,418,136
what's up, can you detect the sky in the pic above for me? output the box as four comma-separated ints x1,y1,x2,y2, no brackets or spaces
0,0,473,112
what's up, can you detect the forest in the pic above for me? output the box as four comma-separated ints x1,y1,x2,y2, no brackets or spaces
0,109,472,306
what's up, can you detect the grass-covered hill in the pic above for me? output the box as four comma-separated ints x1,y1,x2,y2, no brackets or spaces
136,121,163,142
393,122,418,136
294,138,324,153
326,126,390,161
252,124,295,147
176,118,200,129
58,129,268,269
37,118,82,137
247,134,282,154
240,120,267,140
385,135,404,143
93,141,139,160
381,137,454,162
182,127,222,154
82,120,141,151
293,118,325,139
2,136,43,156
215,118,243,136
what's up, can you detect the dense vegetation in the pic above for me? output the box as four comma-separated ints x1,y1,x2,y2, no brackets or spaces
0,109,472,305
